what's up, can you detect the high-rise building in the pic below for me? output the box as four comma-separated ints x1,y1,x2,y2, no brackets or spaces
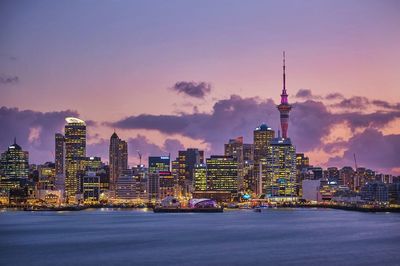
116,172,139,202
224,137,253,192
192,156,238,202
253,124,275,195
83,172,100,203
0,139,29,179
327,167,340,185
109,132,128,192
277,52,292,139
265,138,297,200
193,164,207,192
55,133,65,176
159,171,176,200
177,148,204,196
253,124,275,163
206,156,238,192
148,156,170,173
64,117,86,200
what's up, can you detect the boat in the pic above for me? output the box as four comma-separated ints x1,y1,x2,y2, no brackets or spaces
153,207,223,213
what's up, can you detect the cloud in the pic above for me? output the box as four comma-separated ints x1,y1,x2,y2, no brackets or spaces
331,96,370,109
325,92,344,100
0,106,79,163
110,93,400,173
170,81,211,98
87,135,185,165
295,89,323,100
327,129,400,171
0,74,19,85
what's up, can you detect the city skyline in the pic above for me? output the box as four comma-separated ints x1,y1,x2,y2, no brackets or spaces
1,0,400,175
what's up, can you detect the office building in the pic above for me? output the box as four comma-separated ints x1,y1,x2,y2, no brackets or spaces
64,117,86,201
109,132,128,192
265,137,297,200
0,139,29,179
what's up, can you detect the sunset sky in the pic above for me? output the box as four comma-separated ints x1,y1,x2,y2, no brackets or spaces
1,0,399,174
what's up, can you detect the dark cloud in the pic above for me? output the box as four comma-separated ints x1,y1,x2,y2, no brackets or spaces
339,111,400,129
332,96,370,109
0,74,19,85
110,93,400,165
87,135,185,164
0,106,79,163
371,100,400,110
325,92,344,100
170,81,211,98
111,95,278,155
295,89,322,100
327,129,400,170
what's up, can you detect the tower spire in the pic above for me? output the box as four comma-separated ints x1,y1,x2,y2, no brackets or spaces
277,51,292,139
283,51,286,94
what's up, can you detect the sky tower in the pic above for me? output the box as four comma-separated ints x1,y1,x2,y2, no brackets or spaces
277,51,292,139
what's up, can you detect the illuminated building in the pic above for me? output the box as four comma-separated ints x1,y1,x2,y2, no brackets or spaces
177,149,204,196
64,117,86,201
55,133,65,176
132,165,148,201
109,132,128,193
147,172,159,202
148,156,170,173
193,164,207,191
116,172,139,202
253,124,274,195
206,156,238,192
37,162,56,190
265,137,297,200
339,166,354,188
83,172,100,203
224,137,253,192
159,171,176,200
327,167,340,185
360,181,388,203
0,139,29,179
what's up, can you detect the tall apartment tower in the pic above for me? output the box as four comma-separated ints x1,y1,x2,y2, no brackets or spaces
55,133,65,176
64,117,86,200
109,132,128,192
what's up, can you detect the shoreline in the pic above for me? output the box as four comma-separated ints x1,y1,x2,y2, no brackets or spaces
1,204,400,213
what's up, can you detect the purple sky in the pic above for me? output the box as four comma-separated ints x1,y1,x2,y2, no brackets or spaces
1,0,399,175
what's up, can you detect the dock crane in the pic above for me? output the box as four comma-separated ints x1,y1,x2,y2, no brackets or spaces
137,150,142,166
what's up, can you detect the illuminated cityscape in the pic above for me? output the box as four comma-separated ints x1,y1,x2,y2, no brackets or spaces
0,54,399,208
1,1,400,265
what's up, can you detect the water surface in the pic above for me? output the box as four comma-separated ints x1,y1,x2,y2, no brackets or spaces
1,208,399,266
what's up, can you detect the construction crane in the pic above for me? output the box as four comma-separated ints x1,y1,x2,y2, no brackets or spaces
137,150,142,166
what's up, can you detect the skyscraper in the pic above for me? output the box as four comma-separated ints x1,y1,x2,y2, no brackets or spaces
64,117,86,200
0,139,29,179
277,52,292,139
55,133,65,177
109,132,128,192
177,148,204,196
265,138,297,199
253,124,275,195
224,137,253,192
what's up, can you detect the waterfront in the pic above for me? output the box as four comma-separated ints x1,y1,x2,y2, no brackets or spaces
1,209,399,266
